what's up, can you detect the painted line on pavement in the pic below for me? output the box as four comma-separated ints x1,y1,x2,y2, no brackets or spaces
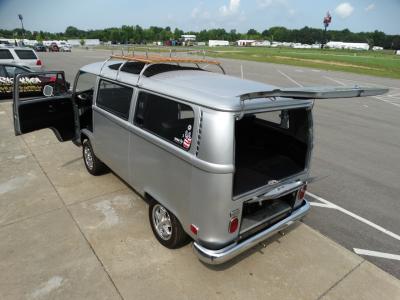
353,248,400,261
276,69,303,87
309,202,335,209
306,191,400,242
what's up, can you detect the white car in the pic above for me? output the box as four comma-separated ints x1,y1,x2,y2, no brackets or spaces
0,46,43,71
58,42,71,52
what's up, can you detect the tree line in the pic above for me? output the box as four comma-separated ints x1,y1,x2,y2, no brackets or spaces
1,25,399,49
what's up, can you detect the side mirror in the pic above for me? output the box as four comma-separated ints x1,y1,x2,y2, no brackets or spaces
43,85,54,97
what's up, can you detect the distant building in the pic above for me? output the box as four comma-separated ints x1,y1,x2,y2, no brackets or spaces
237,39,255,46
326,41,369,51
253,40,271,47
181,35,196,42
208,40,229,47
67,39,100,46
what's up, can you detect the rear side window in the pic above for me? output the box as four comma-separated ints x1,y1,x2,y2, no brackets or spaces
14,50,37,59
96,80,133,120
134,92,195,151
0,49,13,59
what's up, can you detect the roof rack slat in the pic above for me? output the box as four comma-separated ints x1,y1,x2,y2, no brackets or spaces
110,54,221,65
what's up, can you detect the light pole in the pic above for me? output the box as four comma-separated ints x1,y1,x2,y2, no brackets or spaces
18,14,25,39
322,11,332,49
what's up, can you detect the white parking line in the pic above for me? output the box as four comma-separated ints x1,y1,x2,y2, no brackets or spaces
306,192,400,242
309,202,335,208
353,248,400,261
323,76,346,86
276,69,303,87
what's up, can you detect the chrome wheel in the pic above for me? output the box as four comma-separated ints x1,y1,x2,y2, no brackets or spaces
152,204,172,240
84,145,94,170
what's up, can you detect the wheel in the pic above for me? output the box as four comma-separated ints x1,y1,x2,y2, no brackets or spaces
82,139,107,175
149,201,189,249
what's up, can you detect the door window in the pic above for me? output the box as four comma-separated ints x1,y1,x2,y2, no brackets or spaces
96,80,133,120
0,49,13,59
4,66,28,78
14,49,37,59
134,92,195,151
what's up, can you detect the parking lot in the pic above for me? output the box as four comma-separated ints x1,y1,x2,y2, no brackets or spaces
0,49,399,299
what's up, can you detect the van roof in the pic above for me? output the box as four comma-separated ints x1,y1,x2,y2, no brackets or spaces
80,60,312,112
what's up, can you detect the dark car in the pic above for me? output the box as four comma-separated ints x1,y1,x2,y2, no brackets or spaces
0,63,69,99
34,43,47,52
48,43,59,52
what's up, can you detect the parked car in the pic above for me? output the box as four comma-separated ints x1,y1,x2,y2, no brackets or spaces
48,43,59,52
0,46,43,71
0,63,69,99
58,42,71,52
34,43,47,52
11,55,388,264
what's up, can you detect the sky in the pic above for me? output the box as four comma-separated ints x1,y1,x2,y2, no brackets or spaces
0,0,399,34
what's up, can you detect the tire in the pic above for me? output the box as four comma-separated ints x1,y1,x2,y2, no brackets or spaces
149,200,189,249
82,139,107,175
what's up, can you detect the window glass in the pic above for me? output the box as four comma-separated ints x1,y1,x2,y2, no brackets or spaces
0,49,13,59
75,72,97,92
0,66,7,77
97,80,133,120
14,50,37,59
134,92,195,150
4,66,28,78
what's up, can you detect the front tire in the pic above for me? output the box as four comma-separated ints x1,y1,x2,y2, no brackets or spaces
149,201,189,249
82,139,107,175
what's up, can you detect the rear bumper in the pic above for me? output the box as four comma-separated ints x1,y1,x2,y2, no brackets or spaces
193,200,310,265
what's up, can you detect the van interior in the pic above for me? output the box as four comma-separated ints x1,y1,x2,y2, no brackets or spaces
233,108,310,197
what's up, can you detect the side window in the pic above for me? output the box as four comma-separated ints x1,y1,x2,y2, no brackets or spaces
14,50,37,60
75,72,97,92
96,80,133,121
0,66,7,77
134,92,195,151
0,49,13,59
4,66,27,78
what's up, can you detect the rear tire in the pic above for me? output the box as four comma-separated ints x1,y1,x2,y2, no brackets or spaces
149,200,189,249
82,139,107,175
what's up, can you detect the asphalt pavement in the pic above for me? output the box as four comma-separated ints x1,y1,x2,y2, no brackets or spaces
38,48,400,278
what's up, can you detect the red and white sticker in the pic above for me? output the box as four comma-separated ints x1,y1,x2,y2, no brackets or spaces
183,137,192,149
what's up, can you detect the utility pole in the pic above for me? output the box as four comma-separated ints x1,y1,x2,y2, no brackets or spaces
18,14,25,39
322,11,332,49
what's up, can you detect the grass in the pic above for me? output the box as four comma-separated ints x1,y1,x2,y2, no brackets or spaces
96,45,400,79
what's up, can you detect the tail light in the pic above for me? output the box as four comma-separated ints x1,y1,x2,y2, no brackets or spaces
36,59,42,66
229,217,239,233
297,185,307,201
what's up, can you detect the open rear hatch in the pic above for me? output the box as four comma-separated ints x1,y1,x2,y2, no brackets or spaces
233,107,310,197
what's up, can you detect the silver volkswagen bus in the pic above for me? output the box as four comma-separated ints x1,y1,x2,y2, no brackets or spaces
12,55,387,264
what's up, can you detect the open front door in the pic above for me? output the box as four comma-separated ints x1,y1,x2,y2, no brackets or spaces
13,71,75,142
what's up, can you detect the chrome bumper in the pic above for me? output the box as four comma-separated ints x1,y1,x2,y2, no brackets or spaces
193,200,311,265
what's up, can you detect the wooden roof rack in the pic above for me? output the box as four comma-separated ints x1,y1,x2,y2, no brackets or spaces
110,54,222,66
100,51,226,83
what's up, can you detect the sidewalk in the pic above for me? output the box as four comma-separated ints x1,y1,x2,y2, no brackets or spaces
0,101,399,300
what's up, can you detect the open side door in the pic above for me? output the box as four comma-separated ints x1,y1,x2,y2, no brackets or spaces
13,71,75,142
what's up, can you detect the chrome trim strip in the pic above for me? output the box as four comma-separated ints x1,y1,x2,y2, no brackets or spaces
192,200,310,265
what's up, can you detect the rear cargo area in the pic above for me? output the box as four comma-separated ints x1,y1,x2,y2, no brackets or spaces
233,108,310,197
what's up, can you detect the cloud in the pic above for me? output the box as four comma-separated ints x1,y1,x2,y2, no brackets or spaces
335,2,354,19
365,3,375,12
219,0,240,16
257,0,295,16
257,0,286,8
191,3,211,20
